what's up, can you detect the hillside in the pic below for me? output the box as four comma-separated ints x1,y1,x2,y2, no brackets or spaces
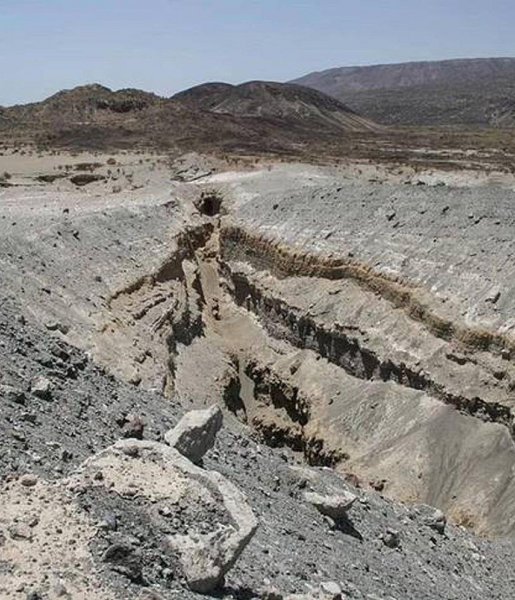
292,57,515,126
172,80,380,132
0,81,379,155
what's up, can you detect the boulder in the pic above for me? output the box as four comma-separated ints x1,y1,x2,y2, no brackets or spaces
410,504,447,535
428,509,447,534
78,439,257,594
304,491,356,520
164,405,223,464
166,458,258,592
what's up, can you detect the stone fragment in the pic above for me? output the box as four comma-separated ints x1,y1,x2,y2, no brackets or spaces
45,321,70,334
0,384,26,404
30,376,52,400
20,474,38,487
320,582,342,595
9,523,33,541
426,508,446,534
304,491,356,520
382,528,400,548
122,414,145,439
168,463,258,592
485,286,501,304
412,504,447,535
164,405,223,464
99,512,118,531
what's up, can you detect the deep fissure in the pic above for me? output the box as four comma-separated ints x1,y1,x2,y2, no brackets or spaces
106,193,515,472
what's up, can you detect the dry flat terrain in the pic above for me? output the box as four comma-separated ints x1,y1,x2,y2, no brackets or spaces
1,140,515,599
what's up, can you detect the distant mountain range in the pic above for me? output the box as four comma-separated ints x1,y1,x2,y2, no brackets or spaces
292,57,515,126
2,58,514,159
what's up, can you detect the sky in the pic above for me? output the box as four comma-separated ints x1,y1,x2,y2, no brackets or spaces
1,0,514,106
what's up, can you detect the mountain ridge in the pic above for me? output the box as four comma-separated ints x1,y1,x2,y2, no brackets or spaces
0,80,380,153
172,80,380,132
291,57,515,126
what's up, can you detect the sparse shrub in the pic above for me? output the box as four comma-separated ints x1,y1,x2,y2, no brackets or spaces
74,162,102,172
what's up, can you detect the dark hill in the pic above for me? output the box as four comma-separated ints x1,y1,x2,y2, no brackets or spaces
172,80,380,132
6,84,162,127
0,81,380,156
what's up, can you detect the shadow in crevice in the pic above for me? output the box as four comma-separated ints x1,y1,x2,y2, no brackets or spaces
333,515,363,541
212,584,256,599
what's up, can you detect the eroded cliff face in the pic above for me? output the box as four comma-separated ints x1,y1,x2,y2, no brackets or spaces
2,157,515,540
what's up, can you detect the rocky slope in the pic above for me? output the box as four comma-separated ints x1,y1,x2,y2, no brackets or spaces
2,149,515,598
292,57,515,126
1,291,515,600
172,81,380,132
0,82,378,156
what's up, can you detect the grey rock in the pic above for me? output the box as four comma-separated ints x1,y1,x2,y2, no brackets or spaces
321,581,343,597
382,528,400,548
99,512,118,531
30,375,52,400
20,473,38,487
45,321,70,334
0,384,26,405
121,414,145,439
427,508,447,534
166,458,258,592
412,504,447,535
9,523,33,541
164,404,223,464
304,490,356,520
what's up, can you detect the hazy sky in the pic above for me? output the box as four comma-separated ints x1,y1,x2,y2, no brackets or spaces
1,0,514,105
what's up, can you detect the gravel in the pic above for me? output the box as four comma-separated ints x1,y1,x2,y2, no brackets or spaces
1,293,515,599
